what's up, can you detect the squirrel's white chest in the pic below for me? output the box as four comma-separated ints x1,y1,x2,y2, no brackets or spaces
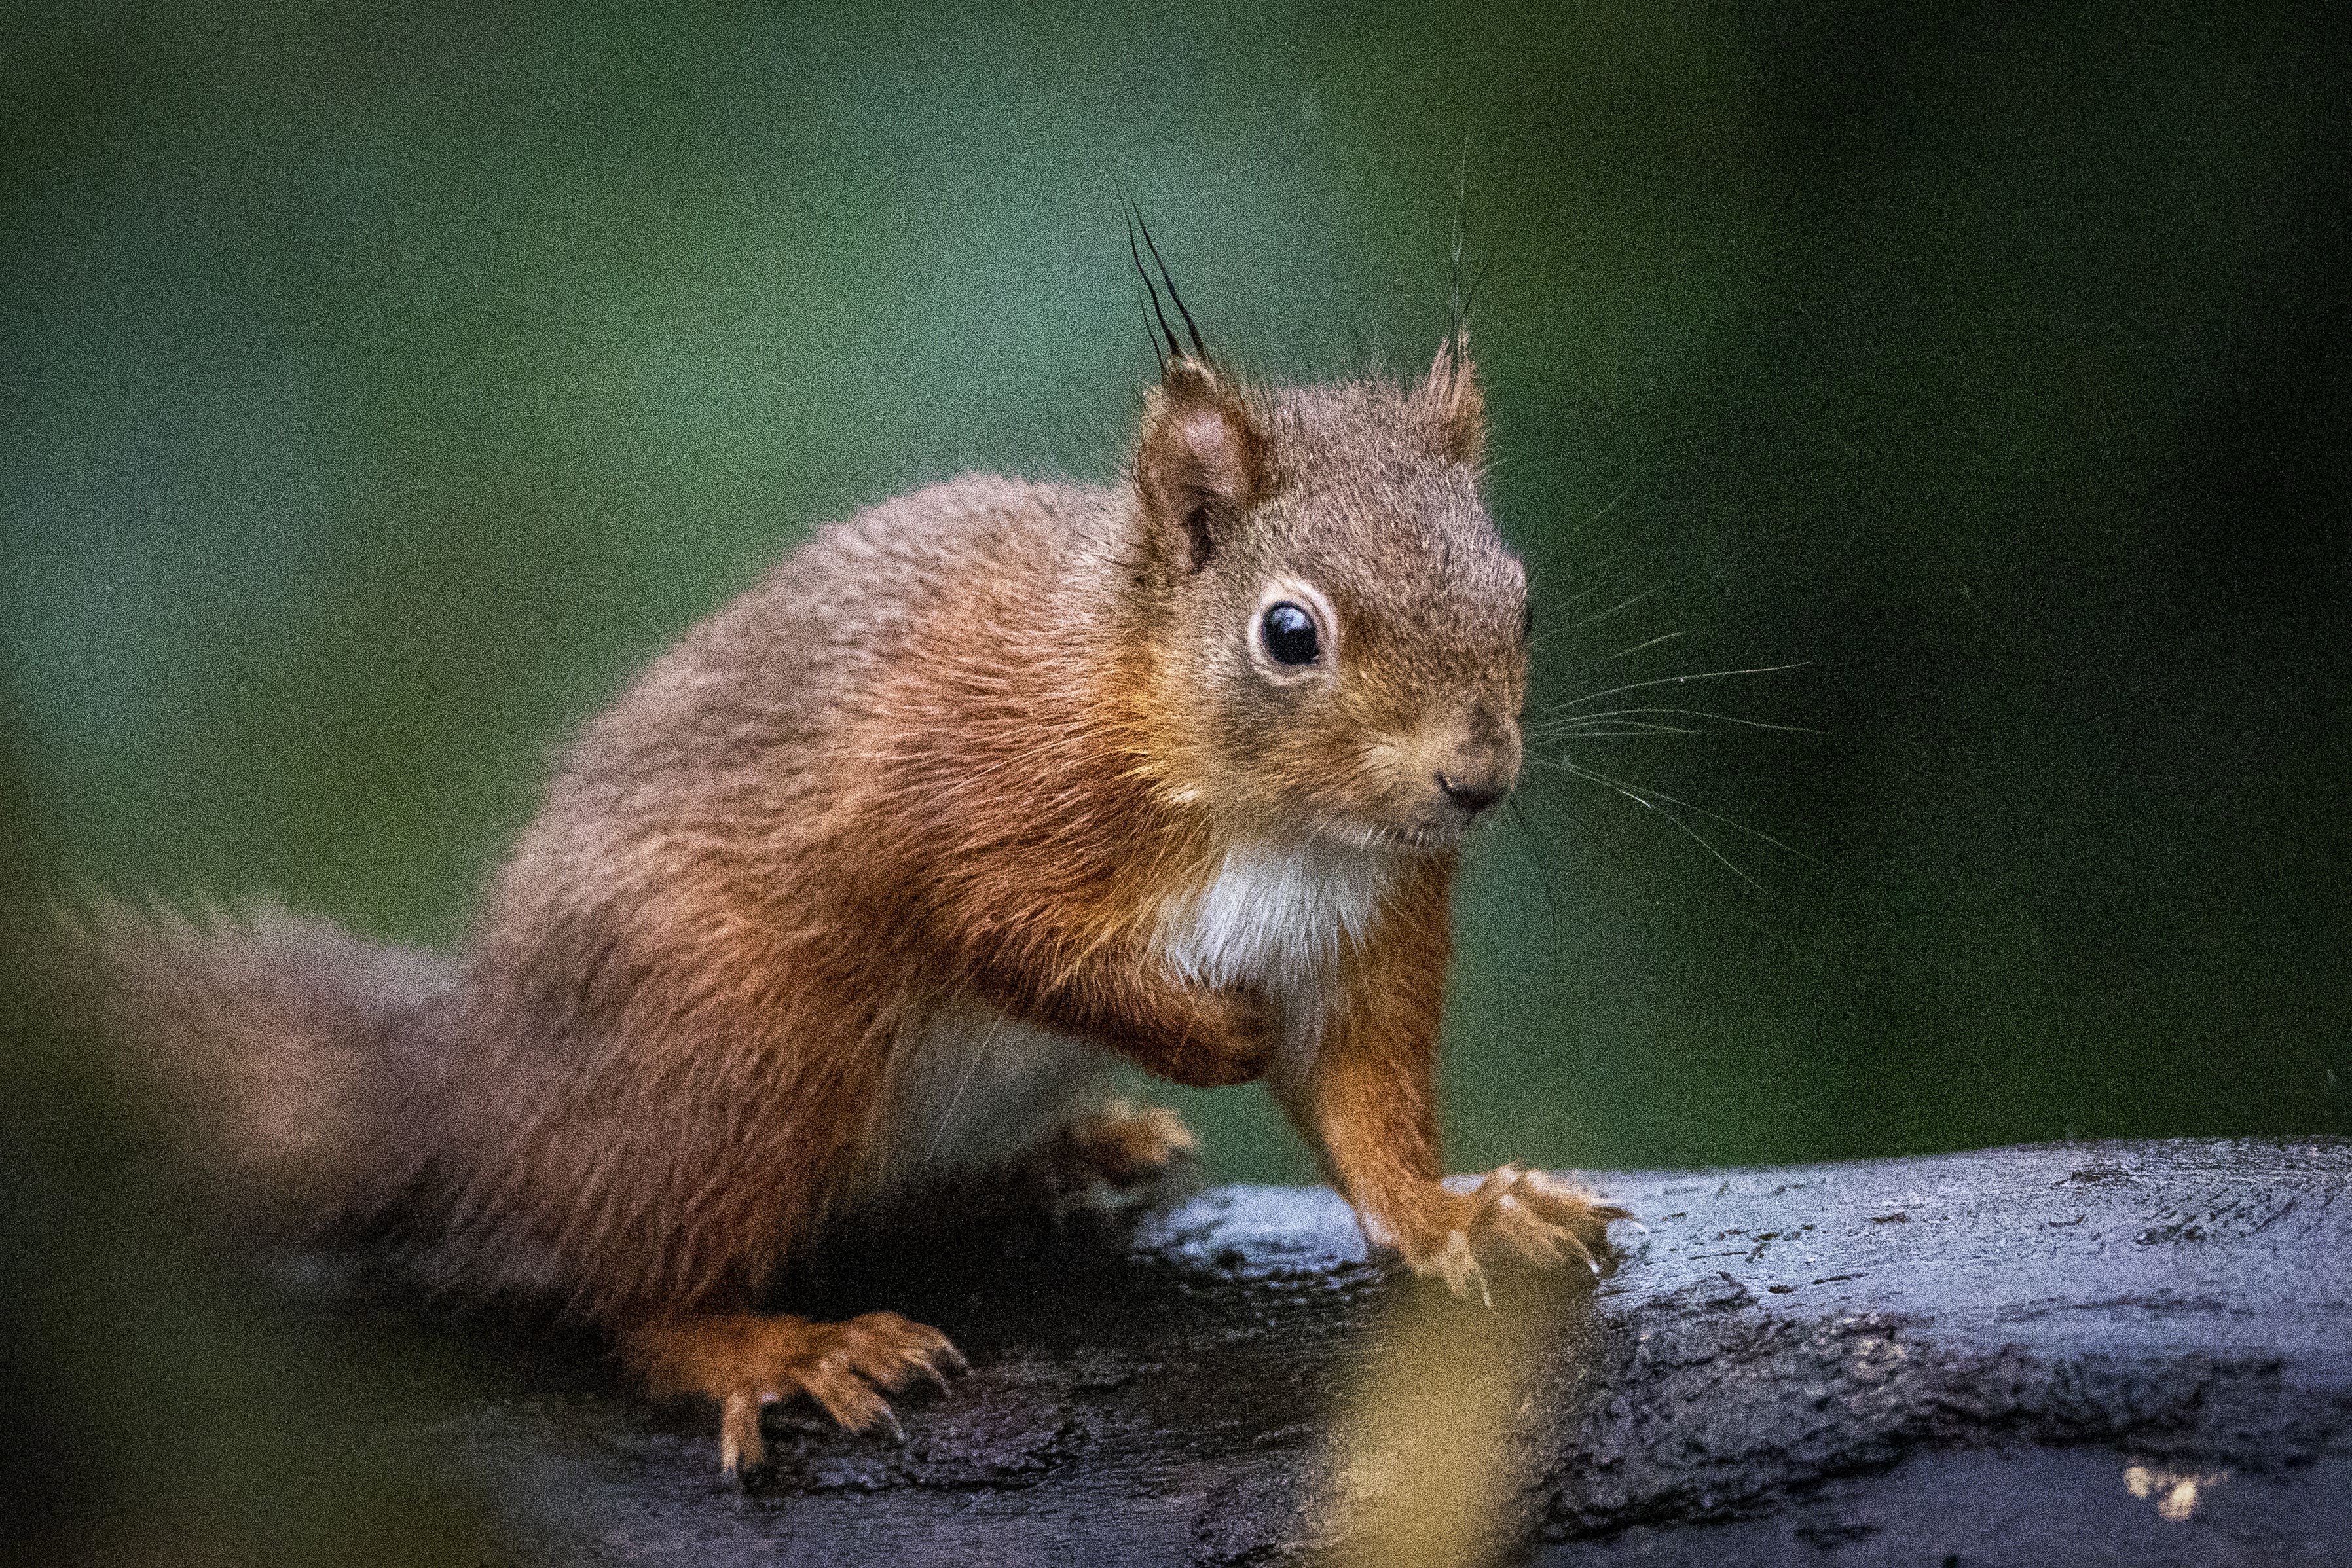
1155,841,1398,1008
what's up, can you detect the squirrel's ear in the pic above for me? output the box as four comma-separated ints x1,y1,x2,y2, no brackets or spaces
1416,331,1485,467
1137,359,1265,574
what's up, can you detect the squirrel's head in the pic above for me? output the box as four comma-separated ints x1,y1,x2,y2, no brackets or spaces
1131,339,1526,855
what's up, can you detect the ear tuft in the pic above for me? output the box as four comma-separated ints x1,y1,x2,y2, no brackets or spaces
1418,332,1486,467
1137,359,1264,574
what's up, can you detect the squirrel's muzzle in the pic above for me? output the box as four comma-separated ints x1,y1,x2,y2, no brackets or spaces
1430,704,1522,819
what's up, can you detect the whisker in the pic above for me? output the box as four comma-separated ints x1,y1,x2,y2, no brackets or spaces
1590,631,1688,670
1538,621,1681,666
1608,707,1821,734
1531,758,1816,864
1574,479,1640,535
1543,760,1764,891
1526,624,1580,655
1532,706,1824,736
1568,583,1663,630
1551,557,1628,606
1534,720,1700,737
1505,796,1566,986
1518,771,1655,902
1448,139,1467,348
1546,662,1810,712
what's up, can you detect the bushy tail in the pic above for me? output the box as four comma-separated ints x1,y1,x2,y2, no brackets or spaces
31,897,457,1239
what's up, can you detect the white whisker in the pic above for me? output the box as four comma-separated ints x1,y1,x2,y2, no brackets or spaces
1532,706,1824,737
1536,720,1700,737
1588,629,1689,667
1553,551,1627,604
1577,480,1639,533
1545,760,1765,891
1534,757,1816,864
1546,661,1810,712
1568,583,1663,630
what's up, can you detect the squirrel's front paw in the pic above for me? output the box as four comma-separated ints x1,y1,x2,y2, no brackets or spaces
1399,1166,1634,1307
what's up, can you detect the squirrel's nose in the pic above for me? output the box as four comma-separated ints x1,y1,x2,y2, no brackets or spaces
1429,702,1522,818
1435,770,1509,816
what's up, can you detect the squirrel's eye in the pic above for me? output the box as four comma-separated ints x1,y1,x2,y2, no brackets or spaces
1262,601,1319,665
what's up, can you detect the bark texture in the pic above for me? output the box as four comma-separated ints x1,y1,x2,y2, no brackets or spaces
431,1139,2352,1565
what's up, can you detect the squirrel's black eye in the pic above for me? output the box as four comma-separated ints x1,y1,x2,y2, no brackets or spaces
1262,601,1319,666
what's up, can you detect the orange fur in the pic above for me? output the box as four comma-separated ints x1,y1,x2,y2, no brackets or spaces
55,338,1628,1474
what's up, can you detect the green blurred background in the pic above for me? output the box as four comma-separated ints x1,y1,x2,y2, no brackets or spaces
7,0,2346,1189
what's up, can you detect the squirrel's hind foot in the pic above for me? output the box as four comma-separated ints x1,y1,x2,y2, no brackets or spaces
1052,1097,1200,1191
624,1309,965,1476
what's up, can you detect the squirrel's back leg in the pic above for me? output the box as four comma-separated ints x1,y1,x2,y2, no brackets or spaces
623,1310,965,1476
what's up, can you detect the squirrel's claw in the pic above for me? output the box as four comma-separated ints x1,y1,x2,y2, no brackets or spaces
627,1309,964,1480
1404,1167,1634,1297
1415,1227,1494,1308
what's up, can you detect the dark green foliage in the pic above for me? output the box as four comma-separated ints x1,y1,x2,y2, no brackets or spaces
5,0,2345,1184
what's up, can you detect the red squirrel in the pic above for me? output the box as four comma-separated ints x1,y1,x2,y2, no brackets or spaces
57,238,1630,1474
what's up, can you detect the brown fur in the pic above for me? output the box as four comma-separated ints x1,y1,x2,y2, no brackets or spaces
54,335,1627,1473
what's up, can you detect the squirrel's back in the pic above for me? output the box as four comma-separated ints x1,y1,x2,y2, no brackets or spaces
484,473,1122,918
